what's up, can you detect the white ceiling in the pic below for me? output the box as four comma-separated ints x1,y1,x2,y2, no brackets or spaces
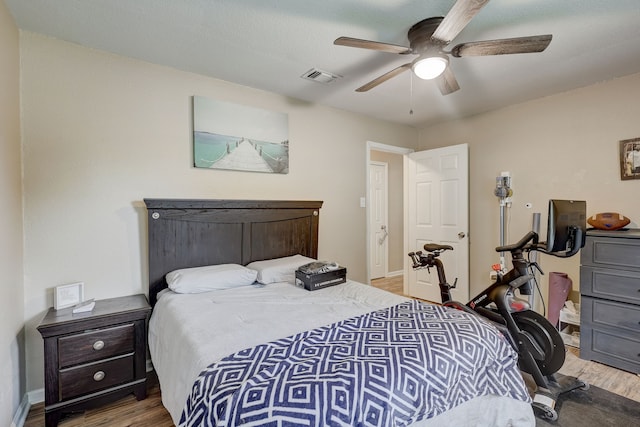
6,0,640,128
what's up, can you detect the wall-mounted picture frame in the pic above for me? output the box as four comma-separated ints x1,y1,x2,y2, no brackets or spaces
620,137,640,180
193,96,289,174
54,282,85,310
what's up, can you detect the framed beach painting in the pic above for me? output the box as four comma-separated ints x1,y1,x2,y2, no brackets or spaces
193,96,289,174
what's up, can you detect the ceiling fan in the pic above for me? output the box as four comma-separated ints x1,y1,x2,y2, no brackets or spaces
334,0,552,95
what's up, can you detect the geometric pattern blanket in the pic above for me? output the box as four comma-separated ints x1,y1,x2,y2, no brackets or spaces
179,299,531,427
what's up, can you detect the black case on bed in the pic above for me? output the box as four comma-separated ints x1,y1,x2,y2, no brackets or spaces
295,266,347,291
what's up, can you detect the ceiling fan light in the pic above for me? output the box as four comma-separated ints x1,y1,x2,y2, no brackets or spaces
412,55,448,80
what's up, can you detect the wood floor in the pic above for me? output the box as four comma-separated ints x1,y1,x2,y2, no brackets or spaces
25,276,639,426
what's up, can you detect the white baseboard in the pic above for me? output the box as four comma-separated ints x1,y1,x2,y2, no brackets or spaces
12,388,44,427
28,388,44,404
12,394,29,427
386,270,403,277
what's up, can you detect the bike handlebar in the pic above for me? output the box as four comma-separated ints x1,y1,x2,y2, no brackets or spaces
495,231,539,253
538,226,585,258
494,227,585,259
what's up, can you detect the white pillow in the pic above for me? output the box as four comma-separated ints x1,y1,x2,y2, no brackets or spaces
247,254,316,284
166,264,258,294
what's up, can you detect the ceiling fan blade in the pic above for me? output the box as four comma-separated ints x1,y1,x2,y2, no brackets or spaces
355,63,412,92
436,67,460,95
432,0,490,44
451,34,552,57
334,36,411,54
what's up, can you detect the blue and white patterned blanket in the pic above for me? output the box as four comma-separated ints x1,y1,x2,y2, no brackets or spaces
179,299,530,426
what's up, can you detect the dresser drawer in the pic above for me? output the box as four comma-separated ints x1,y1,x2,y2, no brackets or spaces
580,266,640,304
58,323,134,368
59,355,134,401
581,295,640,334
580,327,640,373
581,235,640,270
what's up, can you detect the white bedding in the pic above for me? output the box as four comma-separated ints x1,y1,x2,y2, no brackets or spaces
148,280,535,426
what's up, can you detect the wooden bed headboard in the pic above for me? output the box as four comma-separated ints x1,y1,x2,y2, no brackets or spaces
144,199,323,305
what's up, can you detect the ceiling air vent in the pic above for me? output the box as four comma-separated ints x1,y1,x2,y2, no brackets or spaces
301,68,341,84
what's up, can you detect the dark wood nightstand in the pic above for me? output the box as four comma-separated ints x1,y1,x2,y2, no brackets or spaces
37,294,151,427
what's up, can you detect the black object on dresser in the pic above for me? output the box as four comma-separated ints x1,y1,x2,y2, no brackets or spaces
37,294,151,427
580,229,640,373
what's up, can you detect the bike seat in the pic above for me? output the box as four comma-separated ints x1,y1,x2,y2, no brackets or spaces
423,243,454,253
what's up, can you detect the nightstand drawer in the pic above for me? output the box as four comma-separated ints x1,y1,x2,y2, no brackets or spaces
58,323,134,368
59,355,134,401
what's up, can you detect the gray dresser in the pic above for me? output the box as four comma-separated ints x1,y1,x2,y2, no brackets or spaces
580,229,640,373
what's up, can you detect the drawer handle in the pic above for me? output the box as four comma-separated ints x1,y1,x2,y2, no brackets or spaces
93,371,105,382
92,340,105,351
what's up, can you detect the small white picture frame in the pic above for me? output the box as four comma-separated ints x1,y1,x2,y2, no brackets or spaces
54,282,84,310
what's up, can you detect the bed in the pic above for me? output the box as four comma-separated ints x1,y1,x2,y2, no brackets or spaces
144,199,535,427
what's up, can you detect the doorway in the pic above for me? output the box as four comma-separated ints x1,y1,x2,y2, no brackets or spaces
366,141,413,284
369,161,388,280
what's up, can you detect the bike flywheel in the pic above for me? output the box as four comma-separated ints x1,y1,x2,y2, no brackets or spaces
512,310,566,376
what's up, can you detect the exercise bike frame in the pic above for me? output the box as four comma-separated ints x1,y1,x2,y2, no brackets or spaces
408,228,587,421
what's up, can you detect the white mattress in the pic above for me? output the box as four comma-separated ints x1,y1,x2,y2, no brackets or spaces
149,280,535,426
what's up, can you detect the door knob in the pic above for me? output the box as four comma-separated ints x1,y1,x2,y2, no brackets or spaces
379,225,389,245
458,232,466,239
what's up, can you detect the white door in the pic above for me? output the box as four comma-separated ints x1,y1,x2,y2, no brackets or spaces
405,143,469,303
369,161,388,279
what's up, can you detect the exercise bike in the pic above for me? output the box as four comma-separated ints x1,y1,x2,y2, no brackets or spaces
408,229,588,421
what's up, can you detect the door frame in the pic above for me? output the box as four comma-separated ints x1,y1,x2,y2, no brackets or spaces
369,160,389,280
365,141,414,284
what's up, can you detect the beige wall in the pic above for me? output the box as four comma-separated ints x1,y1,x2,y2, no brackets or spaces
20,32,419,392
370,150,404,274
418,73,640,308
15,19,640,405
0,1,24,425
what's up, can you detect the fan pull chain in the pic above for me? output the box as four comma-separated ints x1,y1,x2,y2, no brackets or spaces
409,73,414,115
